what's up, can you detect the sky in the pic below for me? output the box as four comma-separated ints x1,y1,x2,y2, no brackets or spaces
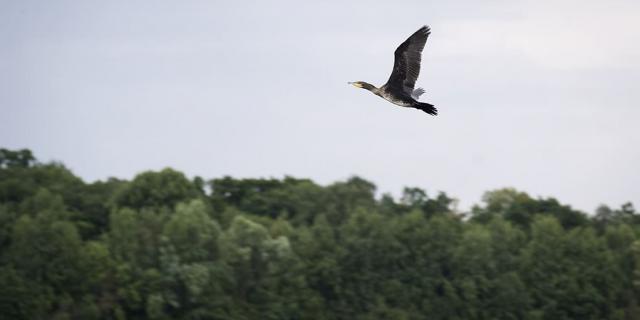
1,0,639,213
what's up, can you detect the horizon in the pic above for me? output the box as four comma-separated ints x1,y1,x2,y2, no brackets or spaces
9,147,631,215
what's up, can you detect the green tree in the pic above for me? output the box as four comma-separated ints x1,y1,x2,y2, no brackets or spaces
473,188,587,229
0,148,35,168
115,168,201,210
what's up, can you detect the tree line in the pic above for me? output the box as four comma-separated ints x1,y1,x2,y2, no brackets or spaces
0,148,639,319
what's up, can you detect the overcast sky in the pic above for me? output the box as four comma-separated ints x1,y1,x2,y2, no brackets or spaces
2,0,639,212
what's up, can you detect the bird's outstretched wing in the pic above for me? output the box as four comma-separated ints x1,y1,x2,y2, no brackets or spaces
384,26,431,96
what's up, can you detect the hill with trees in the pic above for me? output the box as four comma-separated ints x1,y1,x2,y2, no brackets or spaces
0,148,638,319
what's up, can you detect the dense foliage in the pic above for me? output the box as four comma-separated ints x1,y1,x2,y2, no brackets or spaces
0,148,639,320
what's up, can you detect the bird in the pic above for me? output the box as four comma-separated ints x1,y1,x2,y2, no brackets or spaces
349,26,437,116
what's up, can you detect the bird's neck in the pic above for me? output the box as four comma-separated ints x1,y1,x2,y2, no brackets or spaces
360,82,378,92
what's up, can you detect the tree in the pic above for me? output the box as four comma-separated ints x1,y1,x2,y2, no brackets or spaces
115,168,201,210
209,176,328,224
473,188,587,229
8,215,90,318
223,215,309,319
324,176,376,226
0,148,35,168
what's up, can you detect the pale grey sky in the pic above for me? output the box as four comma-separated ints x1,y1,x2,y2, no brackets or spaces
2,0,639,212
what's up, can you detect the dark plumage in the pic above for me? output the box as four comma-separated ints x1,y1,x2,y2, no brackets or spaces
349,26,437,116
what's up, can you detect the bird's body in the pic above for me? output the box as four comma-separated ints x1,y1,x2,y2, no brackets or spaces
376,87,413,107
350,26,437,116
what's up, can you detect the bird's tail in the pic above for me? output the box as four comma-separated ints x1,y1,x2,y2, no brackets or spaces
413,102,437,116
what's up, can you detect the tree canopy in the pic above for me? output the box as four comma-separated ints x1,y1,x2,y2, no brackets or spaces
0,148,638,320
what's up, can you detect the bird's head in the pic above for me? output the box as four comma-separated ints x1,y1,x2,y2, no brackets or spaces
349,81,365,88
348,81,376,91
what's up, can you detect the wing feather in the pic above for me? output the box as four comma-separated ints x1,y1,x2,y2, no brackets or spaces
384,26,431,96
411,88,425,99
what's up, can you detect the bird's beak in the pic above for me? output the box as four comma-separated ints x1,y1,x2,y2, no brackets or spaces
348,82,361,88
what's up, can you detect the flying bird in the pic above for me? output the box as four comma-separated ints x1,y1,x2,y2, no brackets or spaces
349,26,436,115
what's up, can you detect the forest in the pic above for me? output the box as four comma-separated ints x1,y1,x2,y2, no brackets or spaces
0,147,639,320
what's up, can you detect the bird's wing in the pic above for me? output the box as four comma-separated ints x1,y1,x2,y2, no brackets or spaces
384,26,431,96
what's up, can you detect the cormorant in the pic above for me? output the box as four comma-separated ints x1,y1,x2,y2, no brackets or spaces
349,26,437,115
